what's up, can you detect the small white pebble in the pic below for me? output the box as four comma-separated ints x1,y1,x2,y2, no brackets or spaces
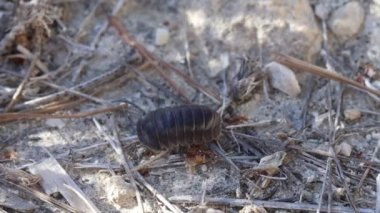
336,142,352,157
155,27,170,46
105,176,136,209
371,133,380,139
205,208,224,213
135,147,146,159
220,53,230,70
328,1,365,41
315,3,329,20
306,175,316,183
264,62,301,97
208,53,230,77
344,108,361,121
45,118,65,129
201,165,208,172
365,134,372,141
335,187,346,196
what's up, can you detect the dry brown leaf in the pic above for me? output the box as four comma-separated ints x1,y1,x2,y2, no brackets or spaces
253,151,287,175
0,164,41,186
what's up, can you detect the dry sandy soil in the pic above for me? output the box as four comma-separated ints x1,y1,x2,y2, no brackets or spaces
0,0,379,212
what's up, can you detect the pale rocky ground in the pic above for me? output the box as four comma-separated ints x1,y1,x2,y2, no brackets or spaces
0,0,379,212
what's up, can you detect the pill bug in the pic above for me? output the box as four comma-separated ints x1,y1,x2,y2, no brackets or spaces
136,105,222,151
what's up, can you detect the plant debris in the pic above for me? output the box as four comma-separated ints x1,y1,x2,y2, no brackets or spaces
0,1,379,212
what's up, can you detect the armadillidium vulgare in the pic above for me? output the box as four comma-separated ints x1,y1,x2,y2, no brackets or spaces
136,105,222,151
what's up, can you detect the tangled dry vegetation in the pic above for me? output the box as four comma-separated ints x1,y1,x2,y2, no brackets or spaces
0,0,379,212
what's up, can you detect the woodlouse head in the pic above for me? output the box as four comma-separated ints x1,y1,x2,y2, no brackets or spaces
136,116,161,151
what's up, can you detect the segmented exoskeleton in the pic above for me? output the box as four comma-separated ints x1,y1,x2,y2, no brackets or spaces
136,105,221,151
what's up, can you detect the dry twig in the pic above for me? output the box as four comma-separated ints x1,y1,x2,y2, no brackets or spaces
29,155,101,213
74,0,102,41
16,45,49,73
357,143,380,193
225,119,283,129
0,179,79,213
1,50,112,111
274,54,380,97
134,170,183,213
93,117,144,213
376,174,380,213
1,42,136,113
327,62,357,213
209,142,240,171
317,158,332,213
91,0,125,48
0,164,41,186
0,102,127,124
108,16,221,104
169,195,374,213
4,52,38,112
317,20,336,213
0,187,37,212
39,81,110,104
94,115,182,213
72,0,125,82
132,150,170,172
10,65,126,111
319,25,358,209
